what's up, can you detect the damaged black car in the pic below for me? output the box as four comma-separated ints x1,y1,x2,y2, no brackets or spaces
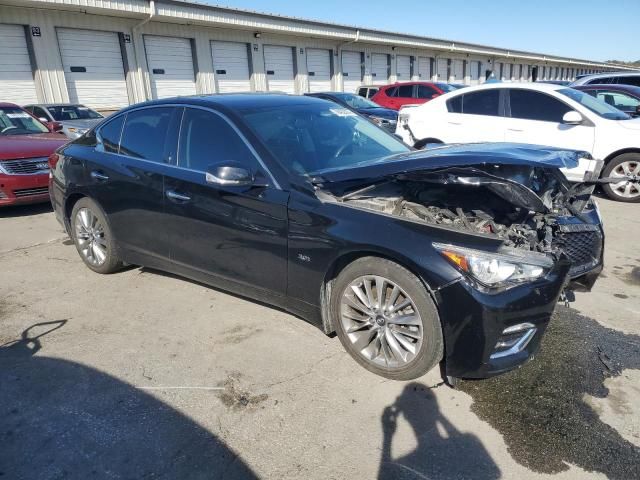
50,94,604,383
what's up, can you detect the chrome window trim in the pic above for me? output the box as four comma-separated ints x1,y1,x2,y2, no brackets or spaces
96,103,281,190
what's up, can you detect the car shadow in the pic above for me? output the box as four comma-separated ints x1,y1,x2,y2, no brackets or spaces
0,321,258,479
0,202,52,218
377,382,500,479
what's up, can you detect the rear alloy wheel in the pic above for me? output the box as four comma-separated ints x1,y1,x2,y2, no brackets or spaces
602,153,640,203
331,257,443,380
71,198,123,274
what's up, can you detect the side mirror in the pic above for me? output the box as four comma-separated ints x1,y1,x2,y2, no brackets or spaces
205,163,254,186
562,110,583,125
47,121,63,133
634,105,640,117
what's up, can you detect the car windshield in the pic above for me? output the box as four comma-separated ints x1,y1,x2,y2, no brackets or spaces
558,88,631,120
330,93,381,109
0,107,49,135
239,102,409,176
435,83,459,92
47,105,103,121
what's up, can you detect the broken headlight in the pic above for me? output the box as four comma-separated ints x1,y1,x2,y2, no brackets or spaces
433,243,552,289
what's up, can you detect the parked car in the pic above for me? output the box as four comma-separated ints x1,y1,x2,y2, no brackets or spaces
356,85,380,99
50,94,603,382
536,80,571,86
570,71,640,87
305,92,398,132
371,82,457,110
396,83,640,202
23,103,104,139
572,84,640,117
0,103,68,207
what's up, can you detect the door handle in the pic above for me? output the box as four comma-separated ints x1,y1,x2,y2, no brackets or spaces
166,190,191,203
507,128,524,132
448,121,462,125
90,170,109,182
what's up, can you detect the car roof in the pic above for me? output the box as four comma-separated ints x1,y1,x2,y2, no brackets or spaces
119,93,331,113
573,83,640,96
441,82,565,93
23,103,86,107
578,71,640,79
0,102,21,108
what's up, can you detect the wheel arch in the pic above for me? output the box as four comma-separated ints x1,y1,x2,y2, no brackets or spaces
603,148,640,165
320,250,440,335
63,193,88,234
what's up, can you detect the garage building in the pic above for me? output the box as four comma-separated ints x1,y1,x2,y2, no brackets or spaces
0,0,632,111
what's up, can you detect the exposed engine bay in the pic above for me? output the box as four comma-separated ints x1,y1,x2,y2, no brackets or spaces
320,164,600,258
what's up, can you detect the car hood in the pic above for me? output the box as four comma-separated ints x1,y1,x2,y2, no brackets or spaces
0,133,69,160
312,143,591,214
616,117,640,131
357,107,398,119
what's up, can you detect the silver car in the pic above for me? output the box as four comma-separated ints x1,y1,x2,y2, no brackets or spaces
23,103,104,139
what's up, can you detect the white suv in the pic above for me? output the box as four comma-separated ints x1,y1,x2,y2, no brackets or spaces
396,83,640,202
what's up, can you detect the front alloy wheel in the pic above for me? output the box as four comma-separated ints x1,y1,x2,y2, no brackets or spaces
332,257,443,380
602,153,640,203
340,275,423,368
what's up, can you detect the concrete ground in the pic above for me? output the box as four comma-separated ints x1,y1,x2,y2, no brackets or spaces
1,196,638,480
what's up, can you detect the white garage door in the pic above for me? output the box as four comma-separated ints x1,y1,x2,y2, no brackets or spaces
396,55,411,81
211,40,251,93
145,35,197,99
417,57,431,81
341,50,362,93
58,28,128,109
436,58,448,81
469,60,480,85
0,24,38,105
306,48,331,93
264,45,295,94
371,53,389,85
452,60,464,82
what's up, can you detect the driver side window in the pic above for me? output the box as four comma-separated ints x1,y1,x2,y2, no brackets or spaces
177,108,260,174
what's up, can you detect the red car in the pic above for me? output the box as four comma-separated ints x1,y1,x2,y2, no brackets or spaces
370,81,459,110
0,103,68,207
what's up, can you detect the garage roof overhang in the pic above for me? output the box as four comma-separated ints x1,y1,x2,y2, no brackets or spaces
3,0,634,70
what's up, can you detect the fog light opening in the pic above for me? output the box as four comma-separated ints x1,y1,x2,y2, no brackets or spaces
490,323,537,359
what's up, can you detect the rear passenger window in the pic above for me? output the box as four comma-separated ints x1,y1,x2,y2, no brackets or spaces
417,85,437,99
461,89,500,116
120,107,173,161
178,108,258,173
396,85,414,98
509,89,571,123
623,77,640,87
446,95,463,113
385,87,398,97
98,114,125,153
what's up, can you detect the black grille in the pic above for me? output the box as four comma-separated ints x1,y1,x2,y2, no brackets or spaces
14,187,49,198
1,157,49,175
555,227,603,276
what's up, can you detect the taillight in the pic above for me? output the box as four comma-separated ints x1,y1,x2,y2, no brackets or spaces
48,153,60,170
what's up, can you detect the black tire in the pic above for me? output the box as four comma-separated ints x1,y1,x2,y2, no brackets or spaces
331,257,444,380
70,197,123,274
601,153,640,203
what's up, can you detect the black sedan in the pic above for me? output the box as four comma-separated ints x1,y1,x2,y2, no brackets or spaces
572,84,640,117
50,94,604,383
305,92,398,132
